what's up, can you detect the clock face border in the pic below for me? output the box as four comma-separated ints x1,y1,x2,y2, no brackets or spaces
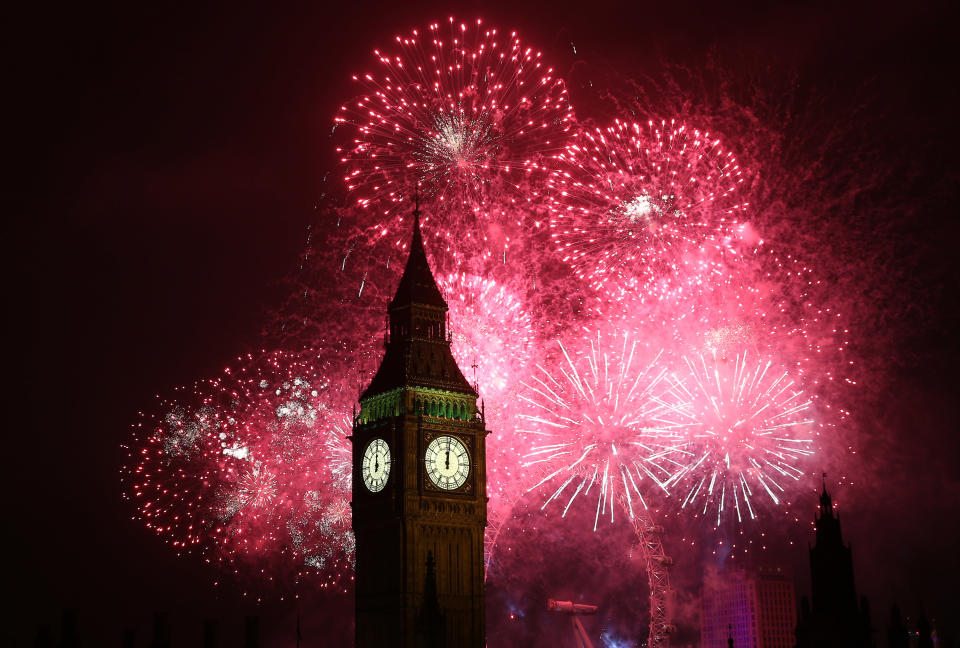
422,432,474,494
361,437,391,493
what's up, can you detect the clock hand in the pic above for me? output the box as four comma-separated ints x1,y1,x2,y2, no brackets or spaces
445,450,450,470
375,455,379,473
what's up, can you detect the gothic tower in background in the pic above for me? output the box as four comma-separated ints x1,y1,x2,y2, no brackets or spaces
796,478,872,648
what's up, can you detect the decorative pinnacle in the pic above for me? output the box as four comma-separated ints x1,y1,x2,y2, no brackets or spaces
411,188,423,245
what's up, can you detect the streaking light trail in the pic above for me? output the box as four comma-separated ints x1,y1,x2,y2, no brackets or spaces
659,351,817,526
519,332,685,530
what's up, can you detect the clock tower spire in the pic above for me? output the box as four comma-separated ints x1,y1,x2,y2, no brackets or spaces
352,205,488,648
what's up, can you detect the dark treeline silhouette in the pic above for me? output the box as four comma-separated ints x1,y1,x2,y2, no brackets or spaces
30,611,265,648
886,604,951,648
24,599,954,647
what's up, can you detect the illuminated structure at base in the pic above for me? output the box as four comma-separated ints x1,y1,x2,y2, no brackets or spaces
351,205,488,648
700,564,797,648
628,512,675,647
548,599,600,648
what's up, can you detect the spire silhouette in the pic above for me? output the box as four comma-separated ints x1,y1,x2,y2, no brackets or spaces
819,472,833,516
388,200,446,310
361,200,475,399
416,551,446,648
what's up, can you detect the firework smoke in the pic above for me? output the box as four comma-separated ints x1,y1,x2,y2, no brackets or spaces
122,350,356,597
546,118,746,298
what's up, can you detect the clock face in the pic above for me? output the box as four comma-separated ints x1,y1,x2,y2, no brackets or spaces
424,435,470,490
361,438,391,493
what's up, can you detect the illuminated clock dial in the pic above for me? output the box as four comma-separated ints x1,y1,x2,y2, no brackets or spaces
361,438,391,493
424,435,470,490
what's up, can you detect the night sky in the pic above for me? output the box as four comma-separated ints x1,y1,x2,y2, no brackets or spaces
10,0,959,646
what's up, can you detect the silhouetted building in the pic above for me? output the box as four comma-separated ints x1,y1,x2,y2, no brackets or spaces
416,551,447,648
33,624,53,648
701,564,797,648
58,611,79,648
202,620,217,648
243,616,259,648
796,479,872,648
888,605,909,648
149,613,170,648
916,614,934,648
352,204,488,648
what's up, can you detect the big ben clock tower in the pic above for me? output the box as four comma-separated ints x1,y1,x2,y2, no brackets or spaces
351,204,488,648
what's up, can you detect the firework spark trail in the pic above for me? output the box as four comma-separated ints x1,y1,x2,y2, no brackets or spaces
546,118,747,298
439,272,535,401
417,111,497,185
654,350,818,526
334,17,574,268
519,331,689,531
437,271,538,519
601,62,907,443
121,350,356,595
580,242,851,402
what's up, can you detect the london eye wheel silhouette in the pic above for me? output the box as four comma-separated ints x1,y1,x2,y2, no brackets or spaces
484,475,675,648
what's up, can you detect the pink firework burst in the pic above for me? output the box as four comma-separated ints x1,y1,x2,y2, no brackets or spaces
583,242,851,406
439,271,534,401
547,118,747,296
437,271,536,515
657,350,818,526
121,350,355,595
334,17,573,265
519,332,685,531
